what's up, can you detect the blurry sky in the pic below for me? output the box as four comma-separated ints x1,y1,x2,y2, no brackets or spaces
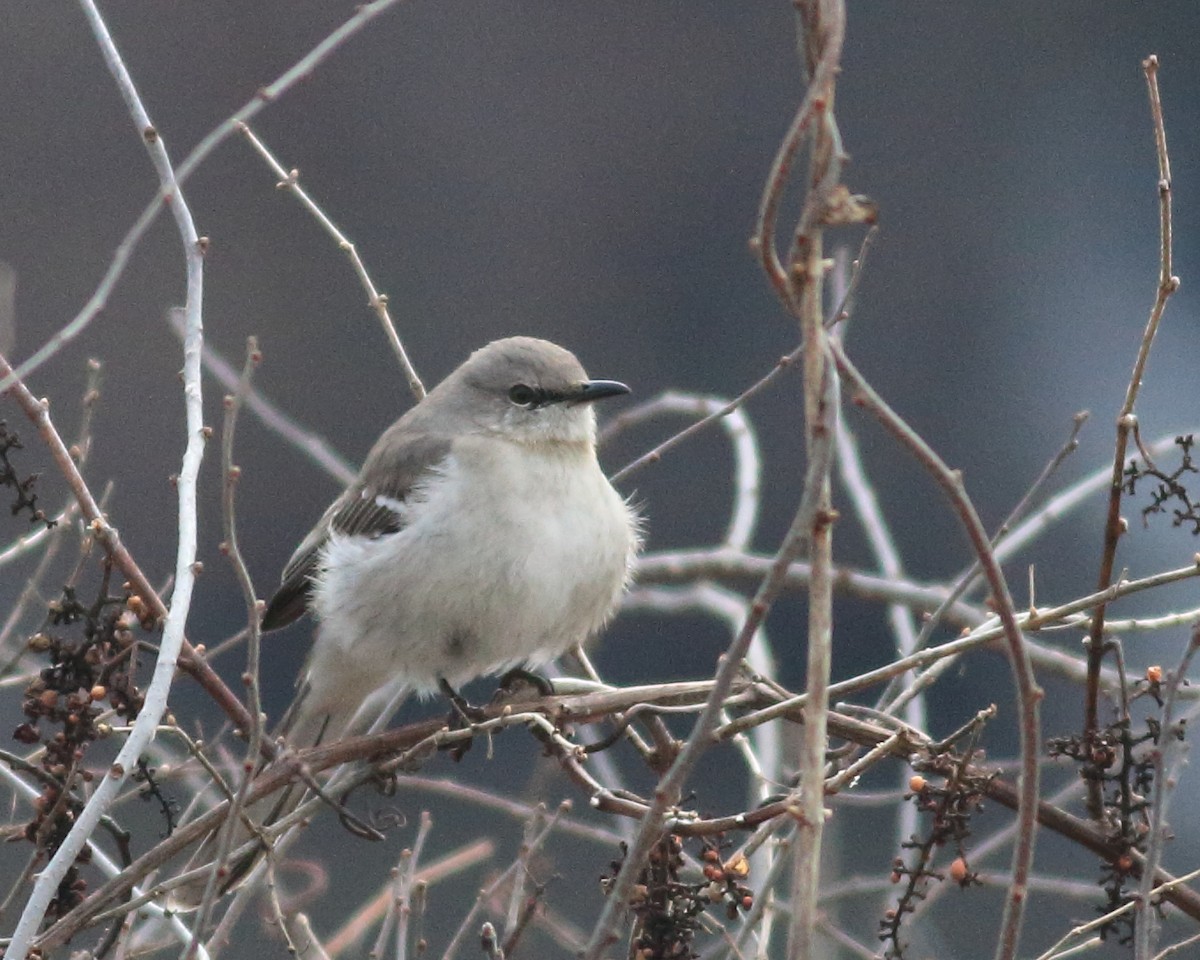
2,3,1199,956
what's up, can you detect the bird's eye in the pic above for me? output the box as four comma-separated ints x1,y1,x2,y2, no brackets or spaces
508,384,539,406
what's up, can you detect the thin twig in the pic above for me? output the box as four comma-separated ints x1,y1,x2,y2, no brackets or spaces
996,429,1193,566
237,124,425,402
831,337,1040,960
185,337,266,948
815,917,879,960
0,0,413,398
579,340,840,959
635,547,980,624
949,410,1089,593
0,358,100,576
607,230,872,489
876,409,1090,715
503,804,547,943
1083,53,1179,819
610,355,801,484
0,507,70,669
1034,863,1200,960
323,840,492,958
369,865,400,960
601,392,760,549
401,776,620,846
441,806,565,960
393,811,434,960
1134,620,1200,958
167,309,355,485
0,350,255,744
1153,930,1200,960
831,297,926,881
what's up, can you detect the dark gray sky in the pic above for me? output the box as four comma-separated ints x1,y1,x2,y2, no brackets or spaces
2,4,1199,957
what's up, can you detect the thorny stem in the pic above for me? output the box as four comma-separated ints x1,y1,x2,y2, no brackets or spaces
750,2,842,306
873,410,1089,716
600,392,761,550
610,359,800,484
1084,54,1179,820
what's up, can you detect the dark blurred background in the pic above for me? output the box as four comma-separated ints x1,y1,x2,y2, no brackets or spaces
2,3,1199,957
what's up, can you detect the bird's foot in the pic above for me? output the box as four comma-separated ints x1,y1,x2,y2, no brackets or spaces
492,668,554,704
438,679,485,761
439,678,487,725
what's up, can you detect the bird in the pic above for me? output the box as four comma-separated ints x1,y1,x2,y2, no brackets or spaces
267,335,641,744
171,336,640,907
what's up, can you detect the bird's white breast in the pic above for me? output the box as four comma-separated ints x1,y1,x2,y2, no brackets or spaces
309,435,637,701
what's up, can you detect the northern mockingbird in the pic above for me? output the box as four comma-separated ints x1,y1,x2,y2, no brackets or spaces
173,336,639,906
271,334,640,744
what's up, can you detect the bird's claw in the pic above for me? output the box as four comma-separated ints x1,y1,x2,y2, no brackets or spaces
493,668,554,704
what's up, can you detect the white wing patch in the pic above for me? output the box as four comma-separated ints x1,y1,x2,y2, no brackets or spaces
374,492,409,519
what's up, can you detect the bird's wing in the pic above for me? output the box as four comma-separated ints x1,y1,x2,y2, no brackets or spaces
260,429,452,631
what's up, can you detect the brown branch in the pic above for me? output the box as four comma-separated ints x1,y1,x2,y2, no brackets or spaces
607,228,874,490
1083,53,1179,819
830,339,1041,960
31,676,1200,950
748,1,844,306
237,124,425,402
323,839,493,957
183,337,266,943
784,2,846,953
608,350,801,484
580,345,839,956
636,547,979,621
0,350,257,743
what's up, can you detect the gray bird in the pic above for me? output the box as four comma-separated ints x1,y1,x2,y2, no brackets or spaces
271,335,640,744
172,336,639,907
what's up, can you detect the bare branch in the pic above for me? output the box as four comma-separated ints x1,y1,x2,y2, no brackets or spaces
6,0,208,953
830,339,1040,960
238,124,425,402
1083,52,1180,819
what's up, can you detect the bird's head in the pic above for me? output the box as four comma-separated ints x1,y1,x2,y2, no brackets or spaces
426,336,629,448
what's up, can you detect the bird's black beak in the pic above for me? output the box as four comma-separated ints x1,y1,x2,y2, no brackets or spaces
573,379,631,404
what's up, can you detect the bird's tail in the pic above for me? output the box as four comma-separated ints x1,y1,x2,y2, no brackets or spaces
165,685,362,911
167,678,407,911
